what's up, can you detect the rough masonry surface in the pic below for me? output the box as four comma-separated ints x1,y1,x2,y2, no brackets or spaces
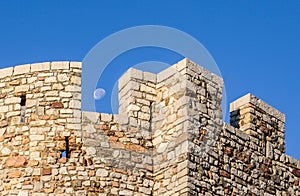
0,59,299,196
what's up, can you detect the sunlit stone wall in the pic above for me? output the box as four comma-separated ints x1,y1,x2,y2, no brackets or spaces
0,59,299,195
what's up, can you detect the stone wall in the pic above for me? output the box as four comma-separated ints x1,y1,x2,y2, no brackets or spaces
81,112,153,196
0,62,83,195
0,59,299,195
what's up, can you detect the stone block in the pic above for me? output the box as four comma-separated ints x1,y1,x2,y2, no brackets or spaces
140,84,156,94
41,175,52,181
143,71,156,83
70,62,82,68
59,167,68,174
157,66,178,83
34,182,43,191
118,68,143,90
31,62,50,72
157,142,168,153
69,100,81,109
6,156,26,167
58,73,70,82
53,83,64,90
85,147,96,156
42,167,52,175
8,170,22,178
29,135,45,141
82,112,100,123
101,113,112,122
4,97,21,104
13,64,30,75
66,123,81,130
65,85,81,92
51,61,70,70
0,106,8,113
0,67,13,79
1,147,11,156
15,85,30,93
45,76,57,83
96,168,109,177
71,76,81,85
51,102,64,108
18,191,29,196
266,141,274,159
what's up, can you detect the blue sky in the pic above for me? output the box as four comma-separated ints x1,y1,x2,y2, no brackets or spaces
0,1,299,159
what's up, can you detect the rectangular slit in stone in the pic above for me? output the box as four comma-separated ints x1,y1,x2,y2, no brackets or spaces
149,101,153,132
65,136,70,158
20,95,26,123
60,137,70,158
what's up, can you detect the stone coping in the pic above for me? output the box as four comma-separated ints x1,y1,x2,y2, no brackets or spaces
230,93,285,122
0,61,81,79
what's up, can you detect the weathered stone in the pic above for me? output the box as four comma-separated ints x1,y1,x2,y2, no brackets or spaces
31,62,50,72
13,64,30,75
9,79,20,86
69,100,81,109
41,175,52,181
58,73,69,82
51,61,69,70
85,147,96,156
34,182,43,191
42,167,52,175
60,91,72,98
52,83,64,90
8,170,22,178
0,67,13,78
224,146,234,156
96,169,109,177
101,113,112,121
65,85,80,92
18,191,29,196
0,120,8,128
0,59,298,196
59,166,68,174
6,156,26,167
28,160,39,166
45,76,57,83
4,97,21,104
29,135,45,141
70,62,82,68
220,170,230,178
71,76,81,85
51,102,64,108
157,142,168,153
15,85,29,92
0,106,8,113
292,169,300,177
1,147,11,155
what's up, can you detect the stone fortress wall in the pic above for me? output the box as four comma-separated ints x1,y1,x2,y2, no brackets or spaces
0,59,299,196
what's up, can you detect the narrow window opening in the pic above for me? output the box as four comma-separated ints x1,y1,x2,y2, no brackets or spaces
149,102,153,132
65,136,70,158
20,95,26,123
20,95,26,106
61,136,70,158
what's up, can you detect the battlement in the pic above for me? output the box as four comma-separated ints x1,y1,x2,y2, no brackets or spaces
0,59,299,195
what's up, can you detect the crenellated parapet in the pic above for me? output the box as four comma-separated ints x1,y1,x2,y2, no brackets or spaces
0,59,299,195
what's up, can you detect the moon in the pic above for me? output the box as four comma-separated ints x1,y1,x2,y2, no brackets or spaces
93,88,106,100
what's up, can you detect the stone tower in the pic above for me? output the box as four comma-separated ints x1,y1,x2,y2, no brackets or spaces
0,59,299,195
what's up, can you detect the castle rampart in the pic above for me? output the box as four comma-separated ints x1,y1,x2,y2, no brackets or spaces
0,59,299,195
